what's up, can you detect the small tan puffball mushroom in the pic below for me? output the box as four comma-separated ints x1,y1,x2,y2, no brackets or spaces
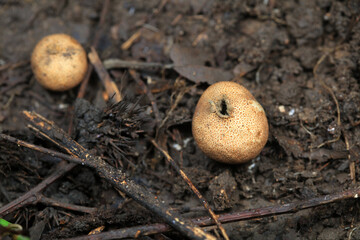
192,81,268,164
31,34,88,91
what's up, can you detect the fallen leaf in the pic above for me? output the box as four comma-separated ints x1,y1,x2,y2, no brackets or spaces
274,135,303,158
170,44,233,84
174,65,233,84
170,44,214,66
233,62,256,77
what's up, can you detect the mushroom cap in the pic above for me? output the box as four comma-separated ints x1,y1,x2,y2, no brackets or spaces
31,33,88,91
192,81,268,164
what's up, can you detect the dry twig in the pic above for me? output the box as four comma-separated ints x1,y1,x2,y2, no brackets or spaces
129,69,161,127
0,160,75,216
88,47,122,103
151,139,230,240
313,49,342,149
63,187,360,239
5,111,215,240
103,58,173,70
77,0,111,100
121,29,143,51
0,60,29,72
313,45,355,183
0,0,116,223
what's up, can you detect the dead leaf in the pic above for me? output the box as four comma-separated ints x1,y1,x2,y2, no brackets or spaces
170,44,214,66
233,62,256,77
174,65,233,84
300,149,348,162
170,44,233,84
274,135,303,158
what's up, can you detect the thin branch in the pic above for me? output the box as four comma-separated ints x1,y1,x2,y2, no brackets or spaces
38,195,97,214
313,46,343,149
151,139,229,240
0,0,111,222
103,58,173,70
312,45,355,183
0,60,29,72
63,187,360,239
77,0,110,99
121,29,143,50
129,70,161,127
0,160,75,217
17,111,215,240
0,134,84,165
88,47,122,103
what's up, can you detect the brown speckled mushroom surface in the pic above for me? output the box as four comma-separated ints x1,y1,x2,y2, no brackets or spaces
192,81,268,164
31,33,88,91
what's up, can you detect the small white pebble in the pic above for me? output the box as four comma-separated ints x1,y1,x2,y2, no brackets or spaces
278,105,286,113
288,108,295,116
183,138,191,147
327,126,336,133
128,7,135,15
58,103,68,110
145,106,153,115
171,143,182,151
146,76,152,84
248,162,256,171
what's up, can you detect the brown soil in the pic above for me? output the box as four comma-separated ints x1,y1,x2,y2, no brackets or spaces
1,1,360,239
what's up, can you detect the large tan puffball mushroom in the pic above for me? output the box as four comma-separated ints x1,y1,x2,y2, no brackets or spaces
192,81,268,164
31,33,88,91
